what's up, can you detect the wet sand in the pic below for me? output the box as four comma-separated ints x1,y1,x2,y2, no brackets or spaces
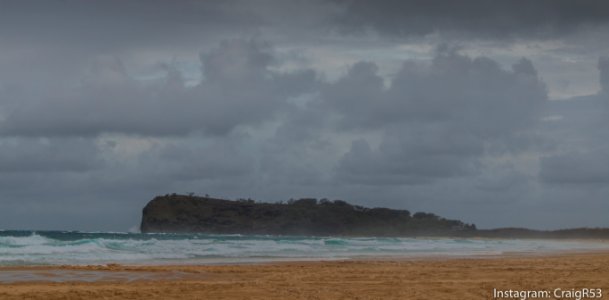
1,252,608,299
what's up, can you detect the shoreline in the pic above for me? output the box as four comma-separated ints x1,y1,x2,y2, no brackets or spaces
2,240,609,269
1,251,609,299
1,249,609,277
4,230,609,268
0,249,605,267
2,247,608,268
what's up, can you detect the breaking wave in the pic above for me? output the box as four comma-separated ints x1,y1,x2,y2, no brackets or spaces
1,230,607,265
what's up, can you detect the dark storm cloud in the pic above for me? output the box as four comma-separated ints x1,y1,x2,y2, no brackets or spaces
0,39,317,137
323,48,546,133
0,0,260,49
329,49,547,185
0,0,339,53
335,0,609,38
0,1,608,231
4,0,608,46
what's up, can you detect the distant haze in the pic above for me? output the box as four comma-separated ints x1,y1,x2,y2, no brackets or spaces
0,0,608,231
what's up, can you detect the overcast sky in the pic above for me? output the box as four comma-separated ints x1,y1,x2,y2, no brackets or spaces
1,0,608,231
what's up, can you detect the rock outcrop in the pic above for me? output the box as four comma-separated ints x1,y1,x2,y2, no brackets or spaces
140,194,475,236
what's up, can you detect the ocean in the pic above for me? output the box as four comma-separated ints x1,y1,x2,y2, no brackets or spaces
1,230,608,266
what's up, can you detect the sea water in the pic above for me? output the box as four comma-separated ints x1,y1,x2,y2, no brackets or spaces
1,230,607,266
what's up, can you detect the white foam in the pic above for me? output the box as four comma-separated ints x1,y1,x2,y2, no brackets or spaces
1,233,609,265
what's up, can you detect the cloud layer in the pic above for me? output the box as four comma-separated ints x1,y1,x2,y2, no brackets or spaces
0,1,608,231
336,0,609,38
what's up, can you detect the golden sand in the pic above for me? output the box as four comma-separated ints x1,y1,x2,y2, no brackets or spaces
1,252,608,299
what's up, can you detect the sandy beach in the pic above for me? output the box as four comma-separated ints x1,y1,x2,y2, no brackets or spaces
1,252,608,300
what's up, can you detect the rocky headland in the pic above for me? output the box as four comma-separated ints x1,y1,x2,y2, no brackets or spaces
140,194,609,239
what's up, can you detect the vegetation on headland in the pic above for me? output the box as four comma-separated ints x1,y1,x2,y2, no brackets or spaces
140,194,609,239
140,194,475,236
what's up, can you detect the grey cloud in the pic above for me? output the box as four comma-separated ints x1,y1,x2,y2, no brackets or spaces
329,50,547,185
0,1,608,231
0,1,260,50
336,125,483,185
388,53,546,138
322,49,547,135
538,62,609,186
203,40,274,83
0,138,102,173
321,61,384,129
335,0,609,39
273,102,329,145
600,57,609,93
540,151,609,185
252,100,339,188
543,94,608,142
5,0,608,48
0,0,338,54
157,137,255,182
0,39,317,137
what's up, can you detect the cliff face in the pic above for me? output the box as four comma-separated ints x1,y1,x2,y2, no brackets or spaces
140,194,475,236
